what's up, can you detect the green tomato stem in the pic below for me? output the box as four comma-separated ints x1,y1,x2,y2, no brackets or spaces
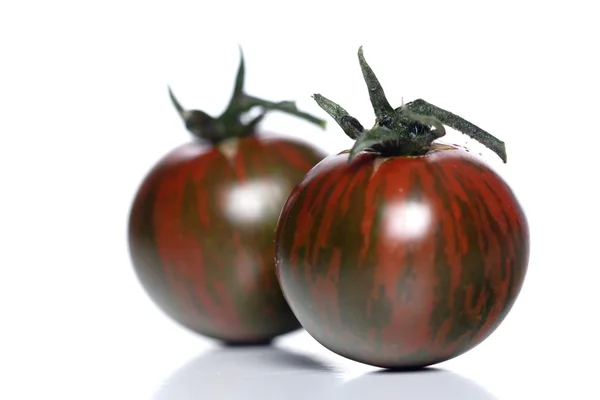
169,46,327,144
313,46,508,163
403,99,507,163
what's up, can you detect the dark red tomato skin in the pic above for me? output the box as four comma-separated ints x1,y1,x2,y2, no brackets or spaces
274,146,530,368
128,135,327,344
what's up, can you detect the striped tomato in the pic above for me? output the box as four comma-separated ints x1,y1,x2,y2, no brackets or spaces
128,51,327,345
274,47,529,368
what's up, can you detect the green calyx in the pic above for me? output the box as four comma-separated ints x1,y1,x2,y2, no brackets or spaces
313,47,507,163
169,47,326,144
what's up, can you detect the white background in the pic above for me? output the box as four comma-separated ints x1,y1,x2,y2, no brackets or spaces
1,1,599,399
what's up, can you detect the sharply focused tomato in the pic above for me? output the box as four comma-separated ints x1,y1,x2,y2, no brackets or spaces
128,51,327,345
274,48,529,368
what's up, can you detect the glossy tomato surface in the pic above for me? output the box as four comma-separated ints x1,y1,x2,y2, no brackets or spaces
274,145,529,368
129,135,326,344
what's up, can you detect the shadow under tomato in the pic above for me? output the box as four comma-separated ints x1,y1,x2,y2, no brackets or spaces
153,346,342,400
332,367,497,400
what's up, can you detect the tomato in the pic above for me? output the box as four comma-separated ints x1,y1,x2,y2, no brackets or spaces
274,47,529,368
128,50,328,345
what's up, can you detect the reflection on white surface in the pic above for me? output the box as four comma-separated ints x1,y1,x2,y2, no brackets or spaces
336,369,497,400
383,201,432,240
154,345,496,400
154,346,342,400
224,180,286,224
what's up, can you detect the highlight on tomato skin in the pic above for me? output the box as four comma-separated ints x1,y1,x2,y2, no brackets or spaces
273,47,530,369
127,48,328,346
